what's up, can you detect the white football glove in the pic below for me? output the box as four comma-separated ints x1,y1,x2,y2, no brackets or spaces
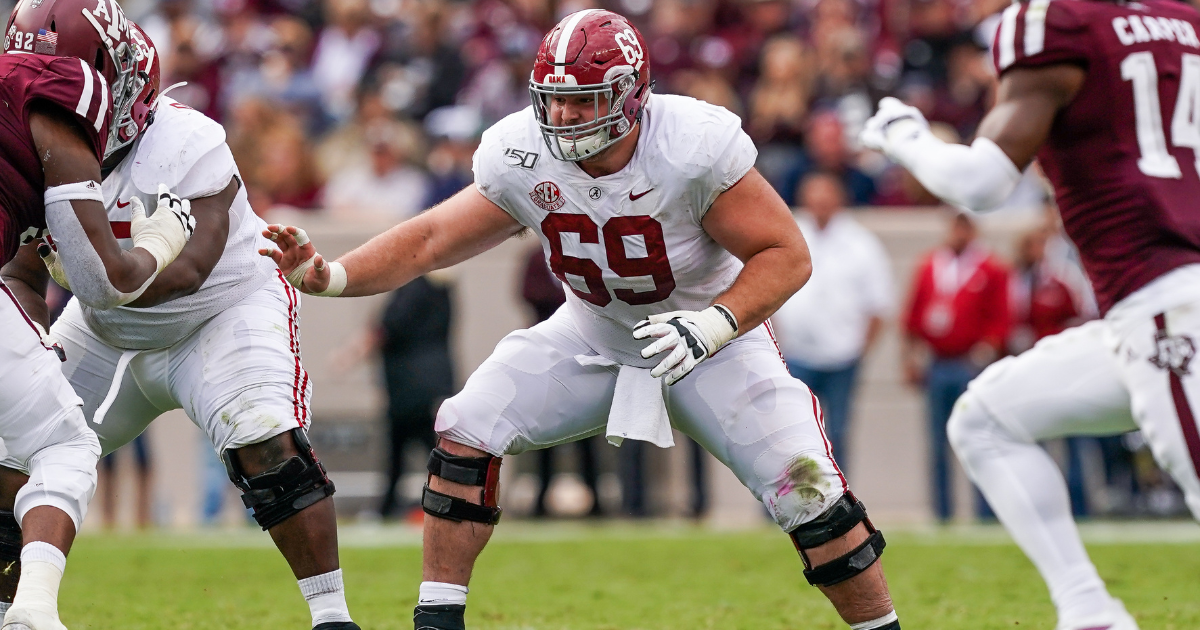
634,305,739,385
860,96,930,158
131,184,195,273
36,239,69,291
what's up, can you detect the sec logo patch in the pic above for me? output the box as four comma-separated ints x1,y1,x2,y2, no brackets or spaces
530,181,565,211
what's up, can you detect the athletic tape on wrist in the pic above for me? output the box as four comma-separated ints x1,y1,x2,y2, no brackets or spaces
44,181,104,205
285,258,346,297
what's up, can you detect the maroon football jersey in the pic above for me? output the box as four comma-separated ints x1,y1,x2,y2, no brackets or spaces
0,53,111,266
994,0,1200,314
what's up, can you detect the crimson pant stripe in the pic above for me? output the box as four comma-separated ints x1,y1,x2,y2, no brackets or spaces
809,389,849,492
284,276,312,426
763,320,788,368
278,270,302,426
1157,313,1200,477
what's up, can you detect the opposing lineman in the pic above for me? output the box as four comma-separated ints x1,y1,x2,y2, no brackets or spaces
0,0,193,628
0,3,356,629
862,0,1200,628
265,10,902,630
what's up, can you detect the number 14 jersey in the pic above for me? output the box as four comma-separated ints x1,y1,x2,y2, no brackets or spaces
994,0,1200,315
473,94,757,367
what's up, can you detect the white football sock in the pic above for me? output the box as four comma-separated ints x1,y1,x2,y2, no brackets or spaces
297,569,352,627
10,542,66,618
949,395,1114,623
418,581,468,606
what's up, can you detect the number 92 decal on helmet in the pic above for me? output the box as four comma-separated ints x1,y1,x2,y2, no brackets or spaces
529,9,652,162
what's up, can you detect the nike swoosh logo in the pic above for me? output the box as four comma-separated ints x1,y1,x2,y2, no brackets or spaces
116,199,130,208
629,188,653,201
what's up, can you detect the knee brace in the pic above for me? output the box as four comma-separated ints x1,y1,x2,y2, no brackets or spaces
222,428,335,531
0,511,19,570
421,446,502,525
787,492,886,587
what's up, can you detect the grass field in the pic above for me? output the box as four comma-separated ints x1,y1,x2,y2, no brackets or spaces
57,521,1200,629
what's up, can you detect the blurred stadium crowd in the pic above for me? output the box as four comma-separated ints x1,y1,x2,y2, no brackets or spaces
84,0,1022,217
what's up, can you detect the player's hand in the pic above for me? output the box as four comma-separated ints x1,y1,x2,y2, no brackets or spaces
36,238,70,291
31,320,65,362
258,224,346,296
131,184,196,272
860,97,930,155
634,305,738,386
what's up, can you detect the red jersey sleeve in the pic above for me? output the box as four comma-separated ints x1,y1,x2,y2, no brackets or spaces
992,0,1090,75
24,56,112,161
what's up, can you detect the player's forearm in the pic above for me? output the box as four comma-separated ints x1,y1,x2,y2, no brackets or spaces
336,201,520,298
0,272,50,329
714,244,812,335
889,130,1022,213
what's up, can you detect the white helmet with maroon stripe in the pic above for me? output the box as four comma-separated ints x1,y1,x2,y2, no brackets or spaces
529,9,652,161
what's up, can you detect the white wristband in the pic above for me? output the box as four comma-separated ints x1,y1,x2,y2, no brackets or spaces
312,261,347,297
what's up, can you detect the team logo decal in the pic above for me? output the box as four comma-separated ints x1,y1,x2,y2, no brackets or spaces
530,181,565,211
589,186,602,200
504,148,539,169
1150,330,1196,376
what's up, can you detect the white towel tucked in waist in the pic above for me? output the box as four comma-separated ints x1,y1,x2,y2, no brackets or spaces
575,354,673,448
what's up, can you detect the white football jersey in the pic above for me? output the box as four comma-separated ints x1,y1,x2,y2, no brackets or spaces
473,94,756,366
80,97,276,349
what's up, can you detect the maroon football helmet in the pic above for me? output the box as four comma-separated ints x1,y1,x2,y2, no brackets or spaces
121,23,160,149
529,9,652,161
4,0,140,157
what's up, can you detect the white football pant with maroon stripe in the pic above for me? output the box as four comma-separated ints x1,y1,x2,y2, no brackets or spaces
0,273,310,468
949,264,1200,629
0,284,99,530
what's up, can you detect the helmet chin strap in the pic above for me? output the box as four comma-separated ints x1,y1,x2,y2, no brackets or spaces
559,127,610,160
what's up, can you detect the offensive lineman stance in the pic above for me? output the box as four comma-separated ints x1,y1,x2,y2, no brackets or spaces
0,0,194,627
264,10,900,630
0,6,357,629
862,0,1200,628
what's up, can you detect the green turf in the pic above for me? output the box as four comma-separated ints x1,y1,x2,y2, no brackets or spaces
55,523,1200,629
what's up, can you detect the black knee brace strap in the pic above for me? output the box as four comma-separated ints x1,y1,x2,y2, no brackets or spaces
223,428,336,531
421,447,502,525
0,511,19,564
788,492,886,587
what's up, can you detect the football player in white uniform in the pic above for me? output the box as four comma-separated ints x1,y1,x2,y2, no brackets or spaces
263,10,900,630
0,25,358,630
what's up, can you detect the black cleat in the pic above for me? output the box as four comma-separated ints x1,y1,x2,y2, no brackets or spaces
314,623,361,630
414,604,466,630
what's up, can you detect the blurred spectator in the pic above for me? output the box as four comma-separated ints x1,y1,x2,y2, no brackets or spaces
1006,226,1095,356
311,0,381,121
772,173,893,469
377,275,454,519
424,106,484,205
99,436,153,530
519,248,603,518
227,16,327,133
228,100,323,212
776,110,876,206
747,35,812,145
323,119,430,219
369,8,467,121
903,212,1009,521
928,37,992,140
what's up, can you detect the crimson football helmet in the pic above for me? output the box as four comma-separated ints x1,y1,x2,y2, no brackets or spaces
529,9,652,161
4,0,141,157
